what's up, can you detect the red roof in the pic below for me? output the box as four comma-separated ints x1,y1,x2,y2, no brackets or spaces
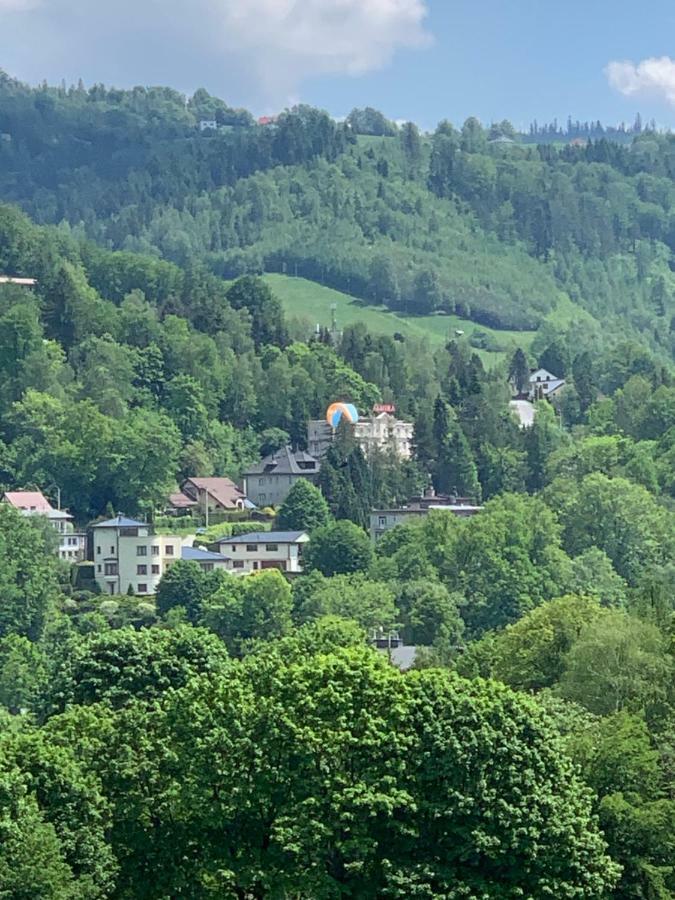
3,490,53,512
258,115,277,126
181,477,246,510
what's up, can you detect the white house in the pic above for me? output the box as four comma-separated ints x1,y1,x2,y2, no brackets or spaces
526,368,566,401
91,515,195,595
3,490,86,562
199,119,218,132
215,530,309,575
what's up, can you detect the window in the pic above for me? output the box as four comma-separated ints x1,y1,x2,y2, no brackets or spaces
165,545,174,556
96,546,101,555
97,564,102,573
378,517,386,527
151,564,160,575
246,544,257,552
136,545,148,556
265,544,279,552
151,545,160,556
230,545,237,552
259,478,265,485
110,546,115,555
252,561,259,570
137,583,148,593
232,560,245,569
202,563,214,572
137,565,147,575
259,493,266,503
104,562,118,576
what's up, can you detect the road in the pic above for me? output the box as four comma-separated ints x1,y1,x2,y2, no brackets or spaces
509,399,535,428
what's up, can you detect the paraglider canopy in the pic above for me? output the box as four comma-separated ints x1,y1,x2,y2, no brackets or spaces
326,402,359,429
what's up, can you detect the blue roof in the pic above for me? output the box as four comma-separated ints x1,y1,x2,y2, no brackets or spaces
217,531,307,544
182,546,229,562
94,515,147,528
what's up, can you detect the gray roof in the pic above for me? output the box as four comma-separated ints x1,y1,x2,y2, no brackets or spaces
243,445,319,477
377,645,418,670
182,546,229,562
93,515,147,528
218,530,307,545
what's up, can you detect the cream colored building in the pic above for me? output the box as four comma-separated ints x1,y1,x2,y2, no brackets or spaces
307,412,413,460
214,531,309,575
91,515,195,595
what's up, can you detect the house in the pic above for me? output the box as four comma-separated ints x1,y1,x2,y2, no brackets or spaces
307,409,414,461
512,368,566,402
215,530,309,575
242,447,320,508
371,630,418,671
168,477,247,515
527,368,566,401
369,489,482,542
258,115,278,126
181,545,230,573
199,119,218,131
91,515,194,596
3,490,86,562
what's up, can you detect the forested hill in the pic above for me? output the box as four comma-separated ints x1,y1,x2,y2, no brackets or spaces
0,71,674,359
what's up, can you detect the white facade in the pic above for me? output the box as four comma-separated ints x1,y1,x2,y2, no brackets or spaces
92,517,194,595
307,412,413,460
527,369,566,401
216,531,309,576
3,491,86,562
48,510,87,562
199,119,218,131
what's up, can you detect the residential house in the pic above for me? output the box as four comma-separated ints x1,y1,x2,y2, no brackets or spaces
242,447,320,508
512,368,566,402
370,489,482,541
308,410,414,461
168,476,247,515
181,545,230,573
0,276,37,286
91,515,194,595
371,630,418,671
3,490,86,562
199,119,218,131
215,531,309,575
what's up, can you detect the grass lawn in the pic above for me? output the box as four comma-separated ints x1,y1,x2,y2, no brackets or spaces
263,274,537,366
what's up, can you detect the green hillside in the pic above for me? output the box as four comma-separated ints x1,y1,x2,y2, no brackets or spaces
264,274,536,362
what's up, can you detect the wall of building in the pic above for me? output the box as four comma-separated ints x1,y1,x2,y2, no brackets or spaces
93,529,193,595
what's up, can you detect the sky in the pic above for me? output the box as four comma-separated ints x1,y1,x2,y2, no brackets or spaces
2,0,675,129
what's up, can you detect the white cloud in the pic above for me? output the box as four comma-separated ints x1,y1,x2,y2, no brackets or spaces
606,56,675,106
0,0,431,107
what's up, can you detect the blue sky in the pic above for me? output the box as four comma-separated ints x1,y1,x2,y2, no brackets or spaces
301,0,675,129
1,0,675,129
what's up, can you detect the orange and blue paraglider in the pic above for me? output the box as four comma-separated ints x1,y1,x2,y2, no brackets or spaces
326,402,359,429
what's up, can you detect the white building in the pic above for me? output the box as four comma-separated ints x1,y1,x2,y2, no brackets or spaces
199,119,218,131
307,410,413,461
3,490,86,562
214,530,309,575
91,515,195,595
519,368,566,402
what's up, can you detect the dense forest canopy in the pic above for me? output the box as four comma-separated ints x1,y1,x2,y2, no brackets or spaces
0,70,674,898
1,70,675,358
